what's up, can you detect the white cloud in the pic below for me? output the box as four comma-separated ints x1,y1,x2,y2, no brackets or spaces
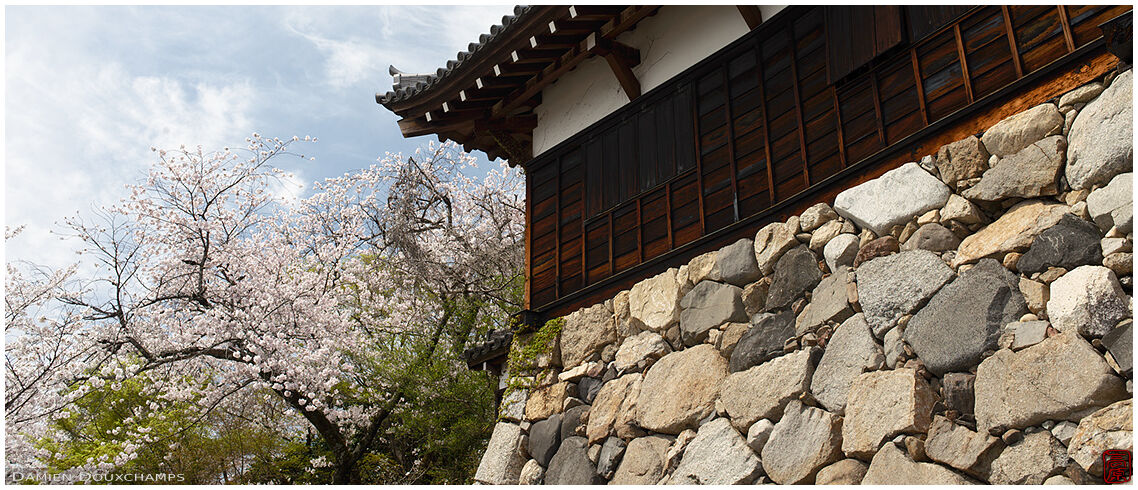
6,38,258,271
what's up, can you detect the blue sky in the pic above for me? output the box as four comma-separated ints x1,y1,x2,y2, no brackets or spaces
5,5,514,270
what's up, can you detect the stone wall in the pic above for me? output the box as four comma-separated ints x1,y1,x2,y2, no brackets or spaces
474,68,1134,485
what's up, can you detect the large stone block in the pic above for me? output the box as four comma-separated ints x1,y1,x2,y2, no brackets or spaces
988,431,1069,485
980,102,1063,157
629,268,682,333
586,374,642,444
474,423,528,484
905,259,1028,375
670,418,763,485
1047,265,1130,337
729,310,795,372
815,459,869,485
974,332,1127,434
679,281,747,346
560,304,616,369
823,233,859,273
855,250,954,337
610,435,673,484
833,162,952,236
953,200,1068,266
795,269,854,335
1067,399,1133,476
1016,213,1104,275
800,202,839,232
545,436,603,484
763,245,822,312
719,348,818,430
842,368,936,458
526,382,571,421
1067,70,1132,190
963,135,1066,201
636,344,727,434
1086,172,1133,234
861,442,976,484
613,331,671,373
717,238,761,286
935,135,991,190
924,416,1003,479
761,400,844,484
810,314,885,414
528,413,562,466
754,220,799,275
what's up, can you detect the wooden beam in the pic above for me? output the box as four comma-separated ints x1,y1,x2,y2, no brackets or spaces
589,33,642,101
488,129,533,163
737,6,763,30
511,47,564,64
475,115,538,132
569,5,626,21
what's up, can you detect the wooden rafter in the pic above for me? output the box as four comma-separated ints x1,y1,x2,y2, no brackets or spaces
737,6,763,30
589,33,642,100
488,129,533,163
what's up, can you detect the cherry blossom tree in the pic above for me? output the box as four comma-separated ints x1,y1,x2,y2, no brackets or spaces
5,135,525,483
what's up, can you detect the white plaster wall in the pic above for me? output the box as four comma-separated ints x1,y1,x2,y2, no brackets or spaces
532,5,786,156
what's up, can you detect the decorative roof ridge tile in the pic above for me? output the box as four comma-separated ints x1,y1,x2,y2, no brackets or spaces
377,5,532,107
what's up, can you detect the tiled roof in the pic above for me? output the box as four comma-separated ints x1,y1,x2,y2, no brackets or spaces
462,328,514,368
377,5,532,107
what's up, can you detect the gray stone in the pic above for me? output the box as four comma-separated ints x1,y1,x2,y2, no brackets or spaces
679,281,747,346
629,268,682,333
1059,82,1105,111
746,419,774,453
1102,320,1132,376
810,313,885,414
1051,420,1078,445
1066,70,1133,190
815,459,869,485
586,374,641,443
561,304,617,369
856,250,955,338
834,162,953,236
636,345,727,434
717,238,761,286
730,310,795,372
800,202,839,232
981,102,1064,157
611,435,672,485
1017,214,1104,275
883,326,905,369
842,368,936,458
906,258,1028,375
518,459,544,485
943,373,976,415
1102,237,1133,256
614,331,670,374
924,415,1003,478
1048,265,1130,337
862,442,977,484
528,413,562,466
670,418,763,485
545,436,602,485
795,269,854,335
720,348,818,431
974,332,1128,434
764,245,821,312
761,400,843,484
988,431,1069,485
1086,172,1133,234
1067,399,1133,476
901,222,961,252
936,135,991,190
596,437,626,479
561,404,590,442
963,135,1066,201
475,423,528,484
576,378,602,405
499,388,527,422
1008,320,1049,350
823,233,859,273
754,220,800,275
809,220,844,252
940,193,986,225
953,200,1069,267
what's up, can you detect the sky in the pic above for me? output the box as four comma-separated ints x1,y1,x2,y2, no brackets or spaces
5,5,515,270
